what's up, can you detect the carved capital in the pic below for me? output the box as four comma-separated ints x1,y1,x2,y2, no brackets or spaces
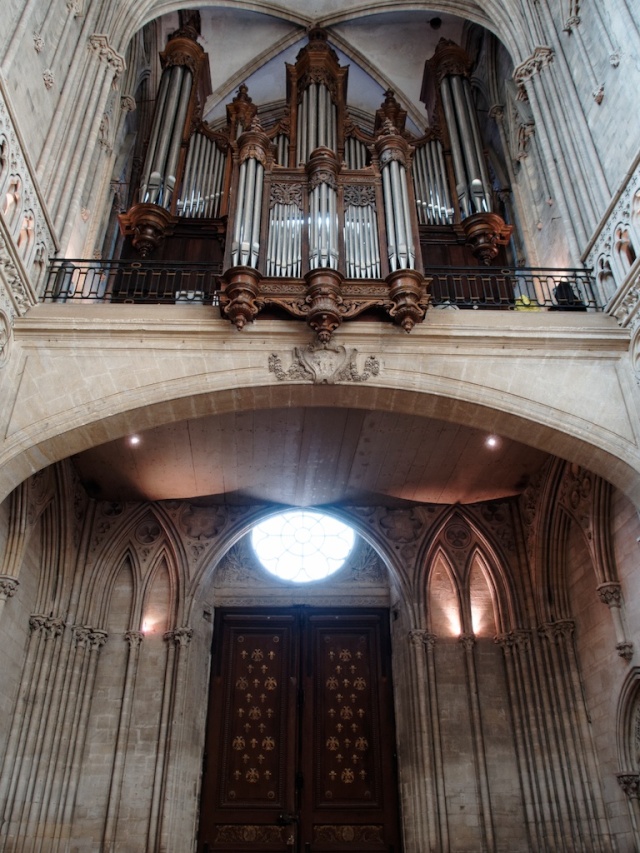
489,104,504,122
513,46,555,86
0,575,19,599
120,95,136,113
540,620,575,643
89,629,108,650
459,633,476,651
168,627,194,647
597,581,622,608
72,625,92,647
88,34,126,80
616,772,640,799
616,641,633,661
124,630,144,648
409,629,436,649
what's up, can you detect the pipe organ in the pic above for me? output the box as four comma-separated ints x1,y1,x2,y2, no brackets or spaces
119,28,513,340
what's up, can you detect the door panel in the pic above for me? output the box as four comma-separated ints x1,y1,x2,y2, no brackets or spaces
198,609,401,853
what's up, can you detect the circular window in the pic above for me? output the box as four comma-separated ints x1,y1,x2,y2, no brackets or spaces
251,510,355,583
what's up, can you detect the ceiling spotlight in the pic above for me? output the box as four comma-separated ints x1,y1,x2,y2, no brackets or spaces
128,435,141,446
485,435,499,449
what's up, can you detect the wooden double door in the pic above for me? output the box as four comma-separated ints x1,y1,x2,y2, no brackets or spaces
198,608,402,853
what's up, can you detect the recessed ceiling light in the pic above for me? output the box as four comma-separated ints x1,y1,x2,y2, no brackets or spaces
485,435,499,449
128,435,141,446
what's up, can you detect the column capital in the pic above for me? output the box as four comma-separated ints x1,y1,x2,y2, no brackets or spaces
124,630,144,648
459,633,476,651
409,629,437,650
164,627,193,647
0,575,19,599
88,34,126,80
513,46,555,86
616,772,640,799
597,581,622,608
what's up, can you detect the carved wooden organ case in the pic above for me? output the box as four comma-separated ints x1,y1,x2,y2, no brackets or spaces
119,27,512,342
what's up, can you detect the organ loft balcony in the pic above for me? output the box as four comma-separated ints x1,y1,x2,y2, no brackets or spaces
39,25,604,339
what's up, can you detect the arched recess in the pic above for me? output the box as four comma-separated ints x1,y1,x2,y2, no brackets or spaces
78,501,187,632
417,504,519,634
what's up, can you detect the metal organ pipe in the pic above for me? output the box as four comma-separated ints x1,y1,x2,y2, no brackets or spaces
432,40,493,219
230,124,270,269
375,129,416,272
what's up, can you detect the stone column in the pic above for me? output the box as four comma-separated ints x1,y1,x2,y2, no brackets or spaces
146,629,179,853
513,47,584,258
459,633,495,852
0,615,65,850
102,630,144,853
52,628,107,853
158,627,193,853
597,582,633,660
494,632,540,850
406,629,441,852
539,620,614,852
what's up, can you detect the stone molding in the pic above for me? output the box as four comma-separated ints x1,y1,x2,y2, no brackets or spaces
513,47,555,86
585,157,640,320
124,630,144,647
0,79,58,303
88,34,126,81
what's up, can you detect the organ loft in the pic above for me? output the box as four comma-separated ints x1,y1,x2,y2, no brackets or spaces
119,24,518,342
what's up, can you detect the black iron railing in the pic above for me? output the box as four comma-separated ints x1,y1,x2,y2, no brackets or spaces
427,266,599,310
42,260,600,312
42,259,222,304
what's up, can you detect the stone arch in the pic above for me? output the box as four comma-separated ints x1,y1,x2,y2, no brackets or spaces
3,375,640,516
617,666,640,772
186,503,410,627
417,505,519,627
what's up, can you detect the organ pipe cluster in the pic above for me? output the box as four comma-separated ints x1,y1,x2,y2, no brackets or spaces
138,34,205,210
431,40,493,219
375,121,417,272
230,121,270,269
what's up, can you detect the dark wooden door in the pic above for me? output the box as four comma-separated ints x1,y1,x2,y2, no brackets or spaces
198,608,402,853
